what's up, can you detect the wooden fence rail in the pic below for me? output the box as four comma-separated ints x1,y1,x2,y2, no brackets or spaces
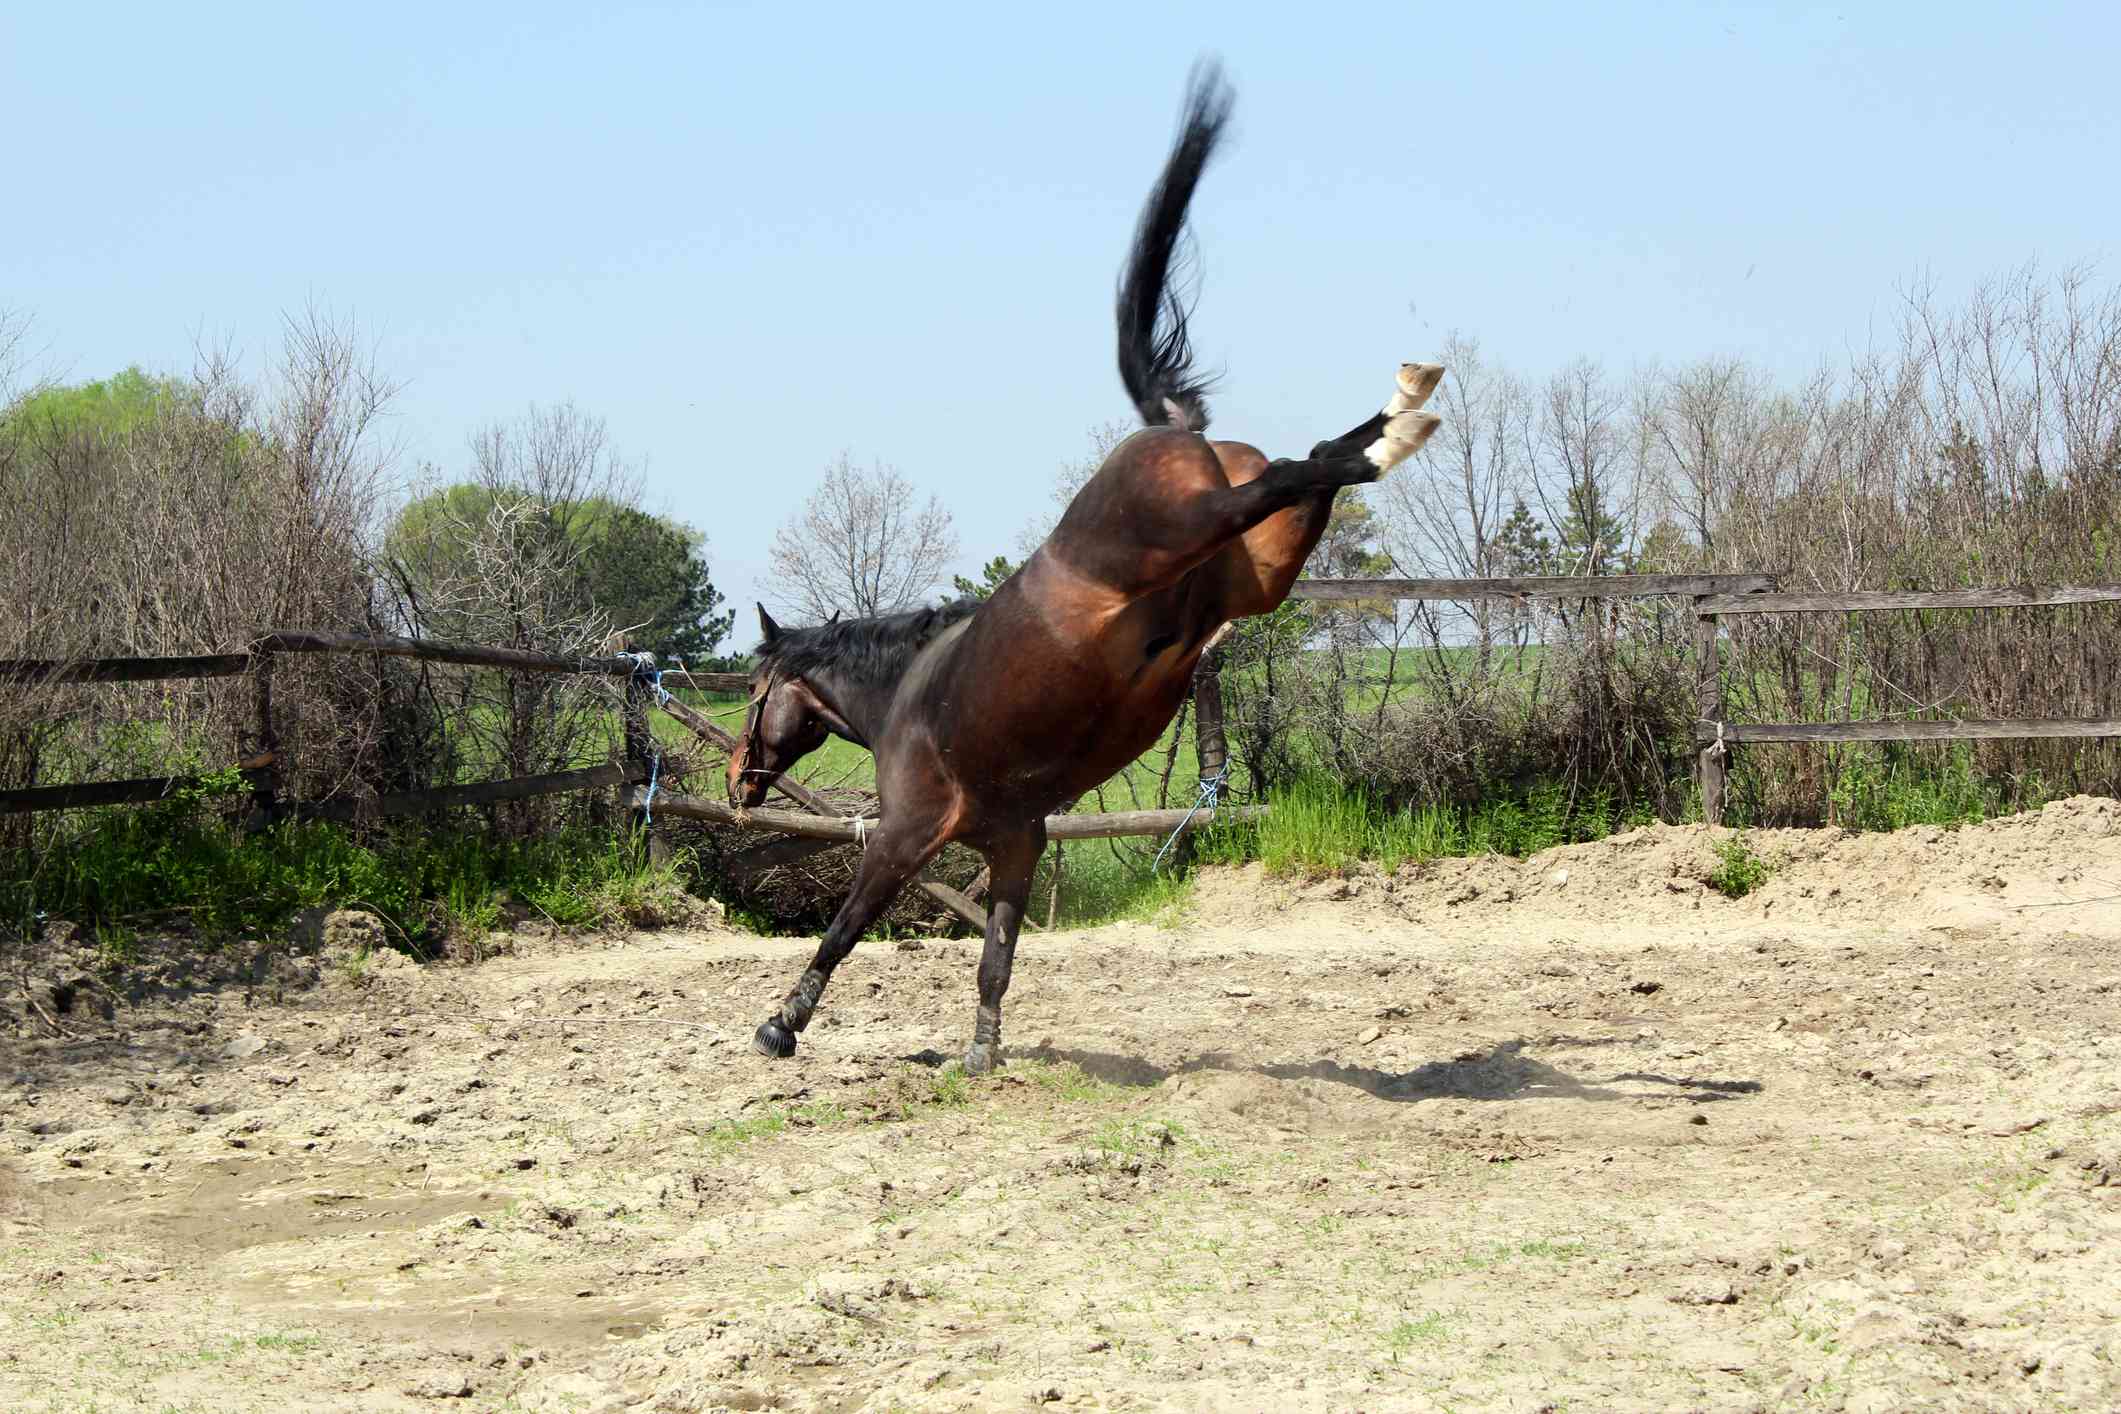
0,632,755,693
1289,573,1777,602
0,763,277,816
640,791,1263,844
1685,582,2121,824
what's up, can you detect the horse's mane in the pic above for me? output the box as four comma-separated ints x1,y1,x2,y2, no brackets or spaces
757,598,982,688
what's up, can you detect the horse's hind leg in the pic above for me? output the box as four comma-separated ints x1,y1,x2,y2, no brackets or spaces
962,824,1045,1076
1320,361,1446,472
1165,364,1444,563
754,823,942,1059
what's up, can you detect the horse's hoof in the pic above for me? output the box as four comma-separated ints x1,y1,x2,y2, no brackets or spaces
1388,361,1446,413
754,1021,797,1059
1364,409,1441,475
962,1043,1001,1076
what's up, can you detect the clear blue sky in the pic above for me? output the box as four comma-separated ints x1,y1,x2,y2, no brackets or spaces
7,2,2117,636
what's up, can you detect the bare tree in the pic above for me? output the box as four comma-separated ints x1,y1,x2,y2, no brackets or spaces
1528,357,1643,578
0,310,400,812
0,307,34,405
384,403,641,807
1374,333,1531,659
768,453,959,620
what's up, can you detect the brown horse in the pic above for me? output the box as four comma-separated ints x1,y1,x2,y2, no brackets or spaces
731,63,1443,1072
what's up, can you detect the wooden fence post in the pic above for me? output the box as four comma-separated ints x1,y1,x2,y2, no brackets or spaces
1694,596,1725,827
1193,638,1230,788
246,644,280,831
622,656,664,863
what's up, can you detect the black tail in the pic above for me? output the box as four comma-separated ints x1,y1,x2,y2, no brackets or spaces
1116,60,1234,433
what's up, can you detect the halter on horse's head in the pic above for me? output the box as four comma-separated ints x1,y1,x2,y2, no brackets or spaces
726,604,840,807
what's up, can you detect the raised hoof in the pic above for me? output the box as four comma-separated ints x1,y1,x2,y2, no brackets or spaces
962,1043,1002,1076
1364,409,1441,475
1388,361,1446,413
754,1020,797,1059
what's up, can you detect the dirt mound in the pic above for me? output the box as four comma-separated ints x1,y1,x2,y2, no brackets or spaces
1190,795,2121,940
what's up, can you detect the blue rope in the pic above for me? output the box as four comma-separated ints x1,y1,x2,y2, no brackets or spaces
1152,766,1228,874
641,746,661,828
624,651,670,827
625,651,673,707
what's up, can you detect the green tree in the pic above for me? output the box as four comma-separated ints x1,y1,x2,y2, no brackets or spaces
1310,491,1392,580
1,366,179,443
1489,498,1553,577
385,488,731,662
951,554,1018,601
576,505,734,662
1555,481,1632,575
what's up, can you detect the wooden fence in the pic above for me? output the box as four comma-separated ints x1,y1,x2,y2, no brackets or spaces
0,629,1260,935
1284,573,2121,826
1688,583,2121,825
7,572,2115,923
0,633,676,825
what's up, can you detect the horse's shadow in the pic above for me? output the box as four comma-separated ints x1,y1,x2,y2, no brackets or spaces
917,1038,1765,1107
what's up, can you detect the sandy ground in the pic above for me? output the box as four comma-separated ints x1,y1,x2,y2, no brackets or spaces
5,800,2120,1412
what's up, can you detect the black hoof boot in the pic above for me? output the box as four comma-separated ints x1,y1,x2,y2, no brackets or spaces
754,1020,797,1058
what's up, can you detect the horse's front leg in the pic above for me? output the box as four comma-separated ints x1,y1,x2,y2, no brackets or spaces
754,822,941,1059
963,824,1046,1076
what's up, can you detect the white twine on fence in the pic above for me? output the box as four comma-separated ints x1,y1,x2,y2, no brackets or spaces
852,816,874,850
1706,720,1728,758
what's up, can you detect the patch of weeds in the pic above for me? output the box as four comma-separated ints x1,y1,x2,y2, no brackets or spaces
1022,1060,1130,1103
1513,1237,1590,1262
1708,833,1771,898
858,1061,1021,1122
3,789,708,955
930,1065,972,1109
1975,1160,2052,1213
702,1100,847,1154
1383,1310,1450,1359
249,1331,322,1354
26,1303,82,1331
792,1099,846,1128
1411,1237,1591,1281
336,943,373,986
189,1331,321,1365
90,922,139,971
440,875,502,954
1091,1116,1183,1163
704,1109,788,1152
1187,1146,1243,1187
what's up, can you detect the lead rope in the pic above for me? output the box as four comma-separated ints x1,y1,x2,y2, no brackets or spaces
1153,766,1228,875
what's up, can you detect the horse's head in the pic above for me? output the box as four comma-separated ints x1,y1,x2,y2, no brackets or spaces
727,604,853,807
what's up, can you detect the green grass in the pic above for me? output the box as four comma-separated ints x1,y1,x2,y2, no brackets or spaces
703,1100,848,1154
1195,773,1654,878
1707,834,1772,898
1,772,697,955
1382,1311,1452,1359
1023,1059,1134,1103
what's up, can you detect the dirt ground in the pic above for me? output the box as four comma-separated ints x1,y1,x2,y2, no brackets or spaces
5,800,2120,1413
